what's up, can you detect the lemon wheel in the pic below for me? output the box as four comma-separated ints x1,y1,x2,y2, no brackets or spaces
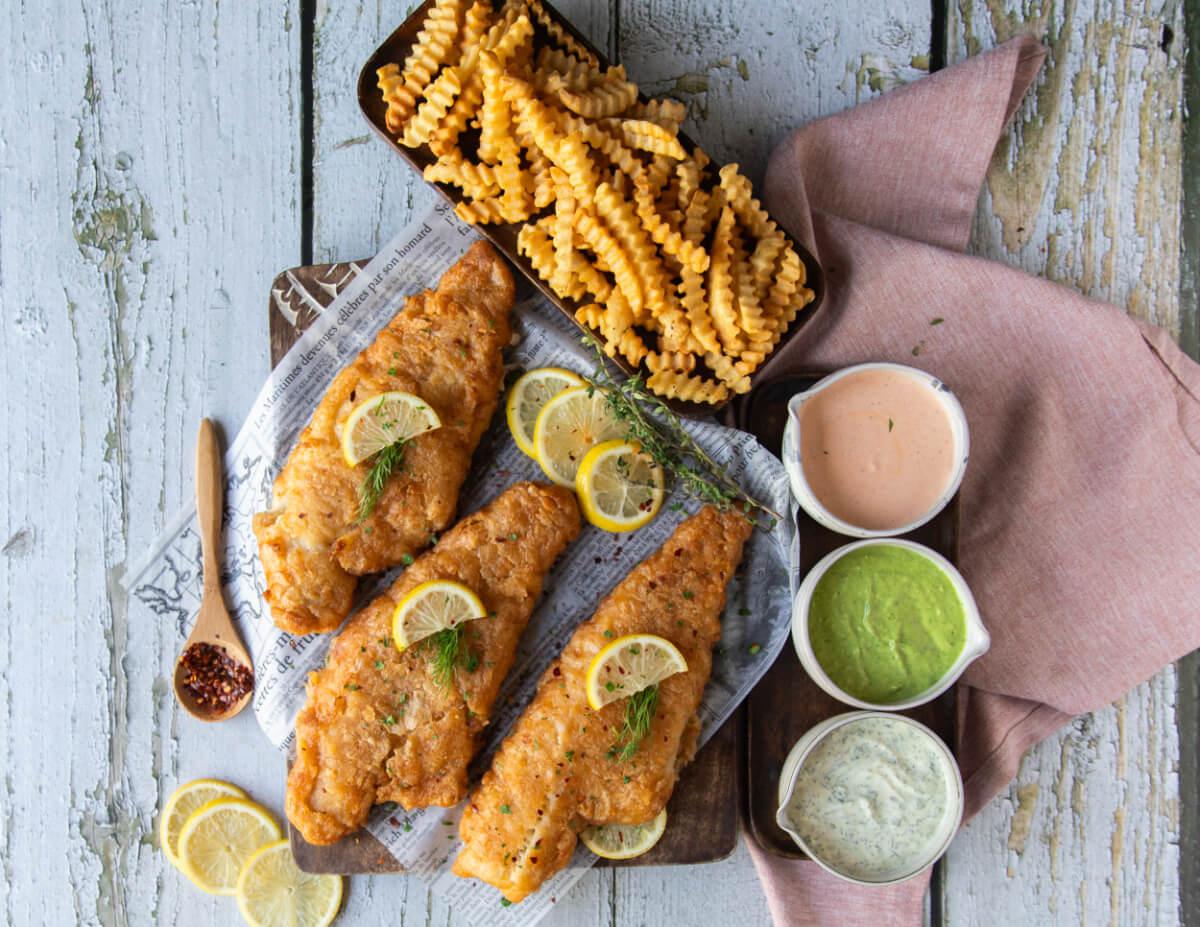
236,839,343,927
159,778,247,870
580,809,668,860
584,633,689,710
392,579,487,651
532,386,625,488
340,391,441,466
506,367,586,459
575,440,665,532
177,797,281,895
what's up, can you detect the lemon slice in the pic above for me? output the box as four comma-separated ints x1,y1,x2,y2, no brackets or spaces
177,797,282,895
533,385,625,488
576,440,665,532
584,633,689,710
340,391,442,466
236,839,344,927
392,579,487,651
506,367,586,459
580,809,668,860
159,778,247,870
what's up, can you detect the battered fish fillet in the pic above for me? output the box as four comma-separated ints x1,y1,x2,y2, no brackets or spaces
453,507,753,902
253,242,516,635
286,482,580,846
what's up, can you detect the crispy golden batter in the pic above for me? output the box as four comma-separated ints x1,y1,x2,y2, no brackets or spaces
253,242,516,635
453,506,752,902
286,482,581,846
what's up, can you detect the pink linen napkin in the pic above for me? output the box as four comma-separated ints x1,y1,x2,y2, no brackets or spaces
745,36,1200,925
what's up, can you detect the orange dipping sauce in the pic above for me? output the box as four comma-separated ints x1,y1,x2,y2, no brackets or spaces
797,369,957,532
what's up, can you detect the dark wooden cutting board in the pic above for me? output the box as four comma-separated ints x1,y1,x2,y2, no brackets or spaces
269,259,741,872
734,378,959,858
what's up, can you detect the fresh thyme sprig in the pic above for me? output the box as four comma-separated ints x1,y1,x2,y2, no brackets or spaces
423,625,480,687
580,334,778,526
609,685,659,762
356,439,407,523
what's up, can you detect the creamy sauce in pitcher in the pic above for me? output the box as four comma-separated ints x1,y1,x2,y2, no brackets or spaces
784,716,958,881
798,369,956,531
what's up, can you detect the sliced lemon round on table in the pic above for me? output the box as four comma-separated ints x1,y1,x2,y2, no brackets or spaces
236,839,344,927
159,778,247,870
340,391,442,466
584,633,689,711
506,367,586,459
575,439,665,532
580,809,668,860
177,797,282,895
533,385,625,488
392,579,487,652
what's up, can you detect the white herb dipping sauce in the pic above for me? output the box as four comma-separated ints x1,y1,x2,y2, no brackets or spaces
777,714,962,884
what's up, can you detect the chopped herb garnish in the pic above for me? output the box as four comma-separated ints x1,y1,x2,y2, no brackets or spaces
388,367,398,376
500,898,512,907
344,683,360,691
508,532,519,541
356,439,407,522
749,643,762,655
400,553,415,566
382,714,396,725
565,751,574,762
500,803,512,814
682,590,694,600
375,660,385,670
930,317,944,326
738,607,751,616
623,775,631,784
888,418,894,432
603,629,615,639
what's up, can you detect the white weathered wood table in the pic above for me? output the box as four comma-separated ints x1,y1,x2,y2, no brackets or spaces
1,1,1193,924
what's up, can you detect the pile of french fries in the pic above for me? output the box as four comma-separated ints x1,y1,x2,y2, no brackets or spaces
377,0,815,405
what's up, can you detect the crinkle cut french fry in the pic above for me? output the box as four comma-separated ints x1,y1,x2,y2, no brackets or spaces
382,0,465,133
646,369,730,404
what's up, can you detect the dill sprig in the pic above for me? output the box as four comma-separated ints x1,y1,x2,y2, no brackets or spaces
580,334,778,526
423,625,479,687
610,685,659,762
356,439,407,523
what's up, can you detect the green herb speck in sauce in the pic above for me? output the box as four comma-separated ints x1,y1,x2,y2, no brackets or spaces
500,804,511,814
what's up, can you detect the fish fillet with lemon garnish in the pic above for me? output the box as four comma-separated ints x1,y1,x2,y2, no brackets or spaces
253,241,515,635
452,506,753,902
285,482,580,846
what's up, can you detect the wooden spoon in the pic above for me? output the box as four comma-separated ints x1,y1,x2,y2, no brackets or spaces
173,419,255,722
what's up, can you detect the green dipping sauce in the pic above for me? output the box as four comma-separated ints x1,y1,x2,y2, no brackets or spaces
808,545,965,704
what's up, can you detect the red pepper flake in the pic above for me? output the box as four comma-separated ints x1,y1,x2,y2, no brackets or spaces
178,642,253,713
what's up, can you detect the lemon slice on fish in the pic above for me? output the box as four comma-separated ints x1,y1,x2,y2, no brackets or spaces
584,633,688,710
177,797,281,895
506,367,586,459
533,385,625,488
575,440,665,532
392,579,487,652
580,809,668,860
236,839,344,927
340,391,442,466
159,778,247,870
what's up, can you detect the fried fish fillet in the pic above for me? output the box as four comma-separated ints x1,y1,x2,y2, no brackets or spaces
253,242,516,635
453,506,753,902
286,482,580,846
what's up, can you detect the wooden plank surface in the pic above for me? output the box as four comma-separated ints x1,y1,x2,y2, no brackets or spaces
0,0,1191,924
942,3,1186,926
0,2,301,926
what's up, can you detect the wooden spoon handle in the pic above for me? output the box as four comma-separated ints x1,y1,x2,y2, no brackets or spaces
195,419,224,596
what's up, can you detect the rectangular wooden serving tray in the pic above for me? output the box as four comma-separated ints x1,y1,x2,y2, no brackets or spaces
355,0,826,417
734,377,960,858
270,260,741,873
